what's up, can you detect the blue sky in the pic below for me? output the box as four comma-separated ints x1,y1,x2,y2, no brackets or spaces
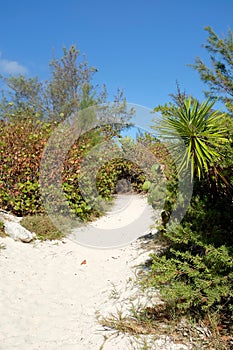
0,0,232,110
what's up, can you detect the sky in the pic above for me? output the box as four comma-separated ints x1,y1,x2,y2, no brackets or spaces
0,0,232,110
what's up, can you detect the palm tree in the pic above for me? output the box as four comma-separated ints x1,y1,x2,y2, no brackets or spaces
153,98,228,181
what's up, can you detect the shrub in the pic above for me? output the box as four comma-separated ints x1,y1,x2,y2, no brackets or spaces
0,116,105,219
0,117,53,215
1,118,164,222
146,187,233,329
20,214,65,241
0,220,6,237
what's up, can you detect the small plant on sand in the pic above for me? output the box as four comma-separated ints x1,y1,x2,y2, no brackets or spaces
0,221,6,250
0,220,6,238
20,215,65,241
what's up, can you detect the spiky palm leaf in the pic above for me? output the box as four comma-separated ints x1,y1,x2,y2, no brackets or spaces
153,98,228,180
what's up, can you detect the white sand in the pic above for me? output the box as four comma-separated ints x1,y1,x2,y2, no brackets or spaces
0,195,190,349
70,194,158,248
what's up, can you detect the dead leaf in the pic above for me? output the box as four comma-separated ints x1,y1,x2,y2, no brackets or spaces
221,335,231,342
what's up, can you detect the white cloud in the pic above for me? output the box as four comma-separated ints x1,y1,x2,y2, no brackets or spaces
0,53,28,75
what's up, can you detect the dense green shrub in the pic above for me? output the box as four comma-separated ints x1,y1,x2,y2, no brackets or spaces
1,117,165,221
97,158,147,196
0,117,53,214
145,173,233,334
0,115,94,217
142,99,233,337
149,204,233,317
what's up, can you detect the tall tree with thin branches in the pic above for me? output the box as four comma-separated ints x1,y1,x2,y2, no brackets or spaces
190,26,233,114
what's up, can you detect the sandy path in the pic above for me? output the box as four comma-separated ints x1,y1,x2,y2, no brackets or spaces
0,195,189,350
0,237,137,349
